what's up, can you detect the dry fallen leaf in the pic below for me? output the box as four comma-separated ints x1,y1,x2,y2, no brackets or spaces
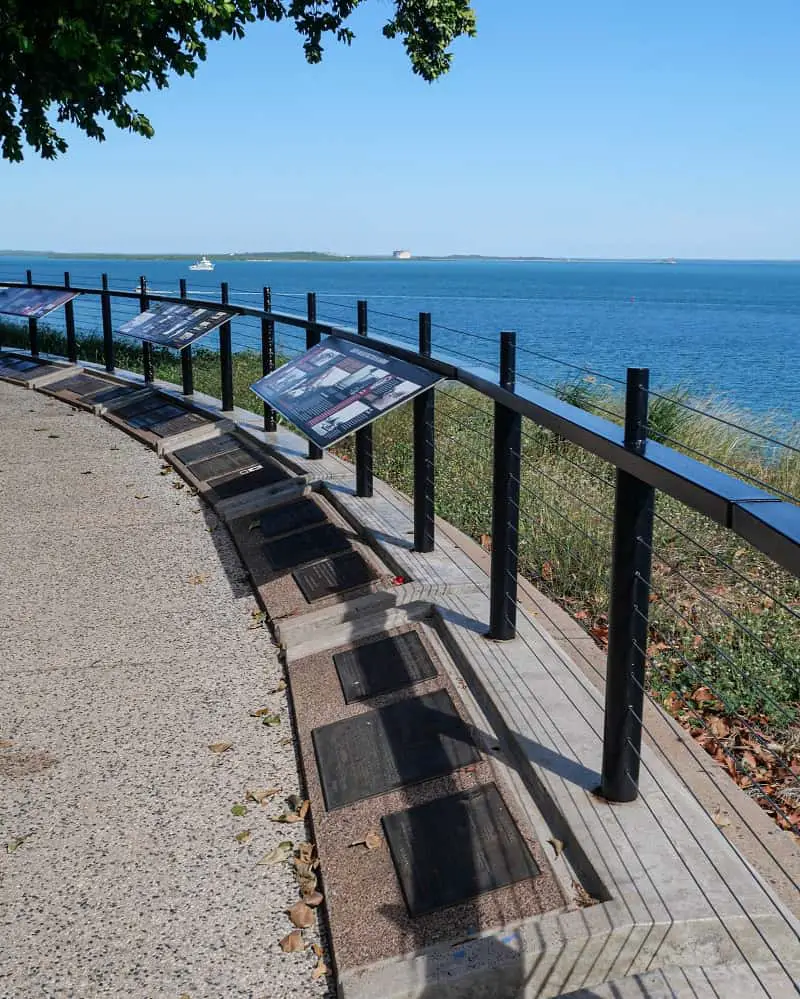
296,842,316,864
296,872,318,895
312,959,329,981
302,890,324,907
271,812,303,824
712,810,731,829
692,686,716,704
0,739,13,749
298,799,310,820
287,901,315,929
279,930,305,953
348,831,383,850
246,788,280,805
547,837,565,858
188,572,209,585
6,836,27,853
249,706,273,718
208,742,233,754
310,943,323,958
261,714,281,727
707,715,731,739
258,841,294,865
270,680,287,694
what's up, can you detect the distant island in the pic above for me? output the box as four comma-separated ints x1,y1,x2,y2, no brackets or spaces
0,249,578,263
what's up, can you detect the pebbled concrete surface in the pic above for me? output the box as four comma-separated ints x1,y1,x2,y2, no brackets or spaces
0,383,329,999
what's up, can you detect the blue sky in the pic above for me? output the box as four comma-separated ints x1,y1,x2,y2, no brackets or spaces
2,0,799,258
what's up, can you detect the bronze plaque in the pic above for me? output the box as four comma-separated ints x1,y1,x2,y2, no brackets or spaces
0,355,53,380
50,373,111,399
334,631,436,703
207,460,289,501
88,383,142,406
189,446,265,483
382,784,541,916
293,550,375,602
262,522,350,572
312,689,480,810
147,409,209,437
173,434,241,466
259,498,327,540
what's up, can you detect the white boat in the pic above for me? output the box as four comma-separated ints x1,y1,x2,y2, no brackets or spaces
189,256,214,271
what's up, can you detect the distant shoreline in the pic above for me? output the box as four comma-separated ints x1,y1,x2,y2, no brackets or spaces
1,251,798,264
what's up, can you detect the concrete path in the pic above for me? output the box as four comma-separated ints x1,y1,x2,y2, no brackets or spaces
0,383,328,999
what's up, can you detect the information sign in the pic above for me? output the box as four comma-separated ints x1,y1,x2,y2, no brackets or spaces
118,302,230,348
250,336,441,448
0,287,79,318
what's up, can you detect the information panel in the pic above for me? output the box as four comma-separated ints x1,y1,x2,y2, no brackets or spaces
0,287,79,319
118,302,231,349
250,336,442,448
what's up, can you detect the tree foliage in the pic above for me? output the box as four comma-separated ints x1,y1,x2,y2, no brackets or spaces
0,1,476,162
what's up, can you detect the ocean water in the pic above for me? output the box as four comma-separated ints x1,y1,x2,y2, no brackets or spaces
1,255,798,422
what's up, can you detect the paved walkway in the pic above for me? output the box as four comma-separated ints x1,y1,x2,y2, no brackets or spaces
0,383,327,998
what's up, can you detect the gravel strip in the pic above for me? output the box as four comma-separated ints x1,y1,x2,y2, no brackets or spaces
0,382,332,999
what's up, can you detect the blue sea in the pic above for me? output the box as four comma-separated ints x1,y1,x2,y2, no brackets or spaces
1,255,798,422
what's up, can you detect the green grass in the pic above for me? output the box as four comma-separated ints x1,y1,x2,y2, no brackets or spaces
3,320,798,734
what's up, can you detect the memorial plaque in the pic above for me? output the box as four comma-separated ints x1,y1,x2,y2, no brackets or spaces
48,373,111,399
147,408,209,437
173,434,241,467
382,784,541,916
125,402,186,429
312,688,480,810
0,356,39,373
0,355,53,381
334,631,437,703
207,460,289,501
188,446,265,483
293,550,375,602
87,383,141,406
262,522,351,572
259,498,327,540
111,395,162,423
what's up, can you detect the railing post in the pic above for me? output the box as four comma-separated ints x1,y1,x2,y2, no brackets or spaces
219,281,234,411
139,276,155,383
262,287,277,432
488,332,521,640
26,270,38,357
355,300,374,497
600,367,655,803
179,278,194,395
64,272,77,363
306,292,323,459
101,273,115,373
413,312,435,552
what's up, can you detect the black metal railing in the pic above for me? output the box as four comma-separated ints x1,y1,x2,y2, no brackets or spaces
1,272,798,814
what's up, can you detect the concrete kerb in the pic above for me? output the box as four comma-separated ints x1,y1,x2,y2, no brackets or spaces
25,363,80,389
213,476,309,523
